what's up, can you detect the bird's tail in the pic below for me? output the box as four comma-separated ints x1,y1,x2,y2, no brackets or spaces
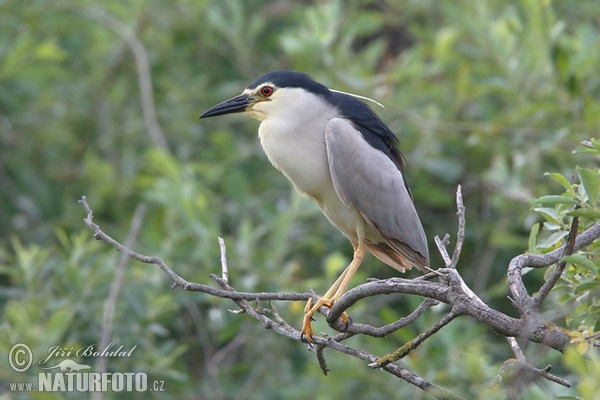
367,241,429,273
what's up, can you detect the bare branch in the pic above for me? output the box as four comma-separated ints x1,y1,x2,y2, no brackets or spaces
533,215,579,307
435,234,452,266
434,185,465,268
317,335,464,399
450,185,465,268
209,271,298,339
315,345,330,375
498,337,571,388
330,267,583,354
205,243,460,397
372,307,461,368
326,277,447,326
79,195,462,398
506,337,526,362
507,220,600,316
331,298,439,340
79,196,309,302
80,192,600,396
218,237,229,283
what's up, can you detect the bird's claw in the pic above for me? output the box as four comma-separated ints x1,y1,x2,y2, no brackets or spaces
301,314,315,343
301,297,353,341
339,313,352,332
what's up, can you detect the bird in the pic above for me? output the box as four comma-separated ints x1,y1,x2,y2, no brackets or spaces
200,70,429,341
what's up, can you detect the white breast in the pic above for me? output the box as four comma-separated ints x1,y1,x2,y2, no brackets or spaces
253,88,377,243
256,89,336,199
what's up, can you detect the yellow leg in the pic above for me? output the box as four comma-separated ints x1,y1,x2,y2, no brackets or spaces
301,240,366,342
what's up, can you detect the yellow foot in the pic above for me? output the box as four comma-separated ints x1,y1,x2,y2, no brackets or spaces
300,297,351,342
300,313,315,343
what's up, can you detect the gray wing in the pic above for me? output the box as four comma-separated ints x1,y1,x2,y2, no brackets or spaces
325,118,429,265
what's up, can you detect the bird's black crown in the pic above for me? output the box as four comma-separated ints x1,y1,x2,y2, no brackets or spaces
247,70,330,97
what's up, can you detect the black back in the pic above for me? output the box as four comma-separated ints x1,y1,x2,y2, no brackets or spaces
327,91,405,171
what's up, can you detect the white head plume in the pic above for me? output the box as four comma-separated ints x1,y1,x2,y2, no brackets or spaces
330,89,385,109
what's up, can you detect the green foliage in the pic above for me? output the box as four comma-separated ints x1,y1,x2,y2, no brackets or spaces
564,347,600,399
1,0,600,398
528,139,600,332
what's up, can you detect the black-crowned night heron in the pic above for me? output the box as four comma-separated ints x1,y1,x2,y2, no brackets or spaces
200,70,429,341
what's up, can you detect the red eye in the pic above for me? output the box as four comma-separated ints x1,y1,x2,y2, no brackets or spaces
260,86,274,97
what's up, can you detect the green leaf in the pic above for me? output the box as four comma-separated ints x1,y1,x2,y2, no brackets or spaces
576,166,600,205
528,223,540,254
545,172,574,191
557,291,575,304
537,230,569,250
532,207,562,225
573,139,600,155
575,280,599,293
531,195,579,206
562,254,599,274
567,208,600,219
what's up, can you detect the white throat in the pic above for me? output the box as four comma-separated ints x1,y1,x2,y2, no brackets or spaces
253,89,338,198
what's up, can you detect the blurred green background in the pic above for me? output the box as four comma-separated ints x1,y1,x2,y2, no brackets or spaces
1,0,599,399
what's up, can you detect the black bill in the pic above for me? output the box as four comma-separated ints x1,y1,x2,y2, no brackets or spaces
199,93,251,118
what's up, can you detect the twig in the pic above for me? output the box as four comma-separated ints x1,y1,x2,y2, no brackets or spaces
79,195,460,398
434,185,465,268
209,274,280,336
497,337,571,388
450,185,465,268
79,196,309,302
80,194,600,394
331,298,439,340
81,194,590,353
327,277,446,326
507,220,600,316
533,215,579,307
265,301,291,329
209,257,460,397
434,234,452,266
315,345,330,375
506,337,526,361
319,336,464,399
371,308,461,368
218,237,229,283
330,270,580,353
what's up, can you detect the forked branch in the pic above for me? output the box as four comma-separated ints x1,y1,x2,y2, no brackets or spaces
79,195,458,398
79,186,600,398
